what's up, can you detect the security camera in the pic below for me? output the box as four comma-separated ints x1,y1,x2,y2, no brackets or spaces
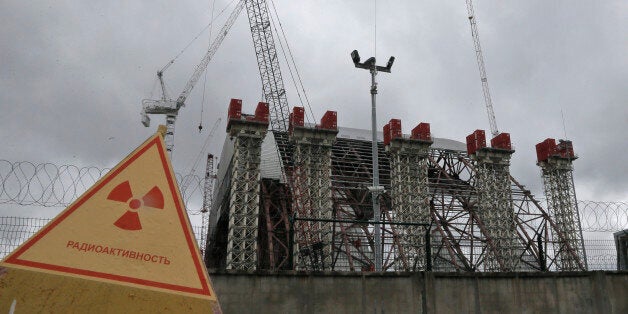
386,56,395,69
351,50,361,64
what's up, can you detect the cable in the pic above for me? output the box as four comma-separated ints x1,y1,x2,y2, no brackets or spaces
199,0,219,133
181,118,222,192
159,0,237,74
268,0,315,124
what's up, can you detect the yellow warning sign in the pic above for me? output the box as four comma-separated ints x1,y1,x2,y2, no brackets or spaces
1,132,216,299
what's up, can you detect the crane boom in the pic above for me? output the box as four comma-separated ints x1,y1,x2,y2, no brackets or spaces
141,0,245,153
245,0,290,131
176,0,246,107
465,0,499,137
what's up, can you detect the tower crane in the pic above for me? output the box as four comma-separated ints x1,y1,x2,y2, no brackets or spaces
141,0,246,154
244,0,291,132
465,0,500,137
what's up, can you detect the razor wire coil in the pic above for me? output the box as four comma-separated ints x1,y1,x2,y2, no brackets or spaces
0,159,206,214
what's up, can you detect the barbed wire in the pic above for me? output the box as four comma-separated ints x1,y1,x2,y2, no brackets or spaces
0,159,206,214
2,159,626,229
578,200,628,232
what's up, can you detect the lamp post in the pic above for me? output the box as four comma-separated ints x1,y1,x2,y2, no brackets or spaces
351,50,394,271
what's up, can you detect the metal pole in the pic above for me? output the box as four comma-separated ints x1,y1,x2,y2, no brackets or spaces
350,49,394,272
370,66,382,272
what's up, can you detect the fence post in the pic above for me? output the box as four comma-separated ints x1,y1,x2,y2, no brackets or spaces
289,215,295,270
425,226,432,272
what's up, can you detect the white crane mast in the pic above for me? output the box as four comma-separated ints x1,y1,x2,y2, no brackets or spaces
465,0,500,137
141,0,246,153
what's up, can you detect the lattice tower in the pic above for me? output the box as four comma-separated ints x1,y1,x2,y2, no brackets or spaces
539,157,587,271
289,128,337,270
387,138,431,271
244,0,290,131
164,115,177,153
472,149,519,271
200,154,215,257
225,122,267,270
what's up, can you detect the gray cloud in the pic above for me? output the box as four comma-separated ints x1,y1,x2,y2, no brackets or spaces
1,0,626,206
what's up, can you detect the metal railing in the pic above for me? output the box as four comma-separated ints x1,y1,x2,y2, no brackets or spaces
290,216,432,271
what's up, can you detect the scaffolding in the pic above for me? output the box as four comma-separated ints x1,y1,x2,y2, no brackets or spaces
207,117,587,272
224,116,268,270
537,140,587,271
289,125,337,270
200,154,216,257
387,136,432,271
472,148,519,271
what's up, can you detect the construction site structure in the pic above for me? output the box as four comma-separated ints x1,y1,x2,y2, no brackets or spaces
141,1,246,154
245,0,290,132
465,0,499,137
289,107,338,270
199,153,216,257
536,138,587,271
467,130,519,271
205,99,588,273
222,99,269,270
384,119,432,271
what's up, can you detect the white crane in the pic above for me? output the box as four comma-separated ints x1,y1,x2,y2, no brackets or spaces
465,0,500,137
141,0,246,154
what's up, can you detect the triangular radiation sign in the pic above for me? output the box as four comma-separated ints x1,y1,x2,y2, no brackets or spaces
1,131,216,300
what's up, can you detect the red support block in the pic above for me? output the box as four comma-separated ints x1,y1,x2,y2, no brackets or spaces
535,138,557,162
411,122,431,141
291,107,305,127
254,102,269,122
228,98,242,120
490,132,511,150
389,119,402,140
466,129,487,155
556,140,575,158
474,130,487,149
320,110,337,130
383,123,391,146
466,133,477,155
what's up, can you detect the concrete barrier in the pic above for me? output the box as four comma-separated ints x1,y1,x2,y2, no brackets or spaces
209,270,627,313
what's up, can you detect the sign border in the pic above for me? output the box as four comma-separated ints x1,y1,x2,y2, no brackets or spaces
3,135,211,297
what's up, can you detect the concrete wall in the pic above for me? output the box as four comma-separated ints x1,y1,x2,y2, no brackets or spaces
209,270,628,314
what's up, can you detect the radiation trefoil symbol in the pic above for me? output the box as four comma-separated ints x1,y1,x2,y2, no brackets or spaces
107,181,164,230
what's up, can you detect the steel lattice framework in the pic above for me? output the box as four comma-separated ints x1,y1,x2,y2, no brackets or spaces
224,121,268,270
244,0,290,132
387,138,432,271
289,127,337,270
207,131,589,272
539,156,587,271
200,154,216,257
471,149,520,271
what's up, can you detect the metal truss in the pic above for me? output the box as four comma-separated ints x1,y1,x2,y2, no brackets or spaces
225,123,267,270
328,137,391,271
258,178,292,270
289,128,336,270
208,131,588,272
244,0,290,132
539,157,587,271
387,139,432,271
472,149,519,271
200,154,216,257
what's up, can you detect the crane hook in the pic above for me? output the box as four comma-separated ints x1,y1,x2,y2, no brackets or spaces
198,124,203,133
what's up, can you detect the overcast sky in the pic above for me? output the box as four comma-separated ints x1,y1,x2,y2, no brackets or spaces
1,0,626,214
